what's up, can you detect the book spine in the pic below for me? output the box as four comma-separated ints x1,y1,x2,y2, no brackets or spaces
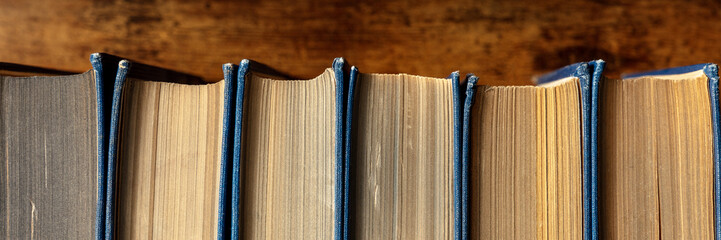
343,66,358,240
703,64,721,240
445,71,461,240
230,59,250,240
587,60,604,240
104,59,131,240
461,73,478,240
332,57,348,240
90,53,111,240
217,63,238,240
572,60,604,240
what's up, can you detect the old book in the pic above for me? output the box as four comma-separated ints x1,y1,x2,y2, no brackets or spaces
0,53,122,239
103,58,236,239
345,69,463,239
227,58,350,240
7,53,721,240
598,64,719,239
464,61,605,240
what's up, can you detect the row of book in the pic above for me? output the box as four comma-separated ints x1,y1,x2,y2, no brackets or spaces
1,53,718,239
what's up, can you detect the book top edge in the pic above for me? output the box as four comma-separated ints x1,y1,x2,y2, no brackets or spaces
623,63,713,79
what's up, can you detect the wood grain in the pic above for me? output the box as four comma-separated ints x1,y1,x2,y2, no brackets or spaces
1,0,720,85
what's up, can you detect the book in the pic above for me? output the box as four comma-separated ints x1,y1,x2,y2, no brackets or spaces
463,61,605,239
227,58,351,240
4,53,721,240
344,69,464,239
0,54,121,239
102,55,234,240
598,64,719,239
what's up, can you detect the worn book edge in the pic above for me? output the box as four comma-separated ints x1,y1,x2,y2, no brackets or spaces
464,60,605,240
623,63,720,239
95,53,209,240
229,58,351,240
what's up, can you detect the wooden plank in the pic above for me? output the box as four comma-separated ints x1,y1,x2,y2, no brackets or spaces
1,0,720,85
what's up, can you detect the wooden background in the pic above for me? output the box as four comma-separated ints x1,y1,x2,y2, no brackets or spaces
1,0,720,85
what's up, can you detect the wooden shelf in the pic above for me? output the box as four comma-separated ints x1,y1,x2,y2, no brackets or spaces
2,0,720,85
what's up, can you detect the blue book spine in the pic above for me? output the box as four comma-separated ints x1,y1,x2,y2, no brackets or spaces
704,65,721,240
229,60,248,240
460,73,478,240
446,71,463,240
706,65,721,240
89,53,133,240
332,57,348,240
217,63,238,240
90,53,114,240
587,60,605,240
343,66,358,240
103,60,131,240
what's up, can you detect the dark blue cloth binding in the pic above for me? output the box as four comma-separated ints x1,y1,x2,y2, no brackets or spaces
217,63,238,240
589,60,605,240
104,59,130,240
89,53,125,240
623,63,720,240
448,71,463,240
333,58,348,240
230,58,350,240
229,60,248,240
461,73,478,240
105,59,130,239
343,66,358,240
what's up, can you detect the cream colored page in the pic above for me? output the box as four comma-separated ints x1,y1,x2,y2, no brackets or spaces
350,73,455,240
599,76,714,239
117,79,224,239
241,69,337,239
471,79,581,240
